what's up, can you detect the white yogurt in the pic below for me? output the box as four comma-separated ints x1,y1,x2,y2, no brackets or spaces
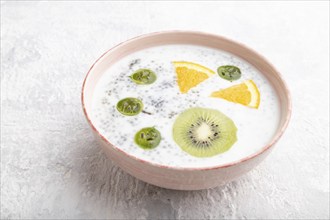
91,45,280,168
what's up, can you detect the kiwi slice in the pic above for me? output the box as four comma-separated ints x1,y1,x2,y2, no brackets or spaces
135,127,161,150
217,65,241,81
116,97,143,116
130,69,157,85
172,107,237,157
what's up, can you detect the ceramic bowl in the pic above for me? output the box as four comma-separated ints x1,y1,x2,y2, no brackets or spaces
81,31,291,190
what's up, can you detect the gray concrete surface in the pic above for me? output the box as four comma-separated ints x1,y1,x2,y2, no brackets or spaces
1,1,329,219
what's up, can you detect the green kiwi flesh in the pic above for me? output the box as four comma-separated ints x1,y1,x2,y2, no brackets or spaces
172,107,237,157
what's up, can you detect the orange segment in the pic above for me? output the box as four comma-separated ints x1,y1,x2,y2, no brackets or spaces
173,61,215,93
210,80,260,108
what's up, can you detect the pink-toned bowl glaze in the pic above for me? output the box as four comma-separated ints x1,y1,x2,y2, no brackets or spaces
82,31,291,190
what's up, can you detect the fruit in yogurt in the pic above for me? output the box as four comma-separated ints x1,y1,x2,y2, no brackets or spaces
172,107,237,157
173,61,215,93
92,45,280,168
135,127,161,149
210,80,260,109
130,68,157,85
217,65,241,81
116,97,144,116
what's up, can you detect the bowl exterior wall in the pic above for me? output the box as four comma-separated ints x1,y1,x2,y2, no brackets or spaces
94,132,273,190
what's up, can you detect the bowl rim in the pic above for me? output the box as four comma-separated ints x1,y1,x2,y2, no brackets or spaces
81,30,292,171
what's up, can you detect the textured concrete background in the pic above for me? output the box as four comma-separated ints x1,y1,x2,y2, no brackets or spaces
1,1,329,219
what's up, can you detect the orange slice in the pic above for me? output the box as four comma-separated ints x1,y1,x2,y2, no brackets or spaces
173,61,215,93
210,80,260,108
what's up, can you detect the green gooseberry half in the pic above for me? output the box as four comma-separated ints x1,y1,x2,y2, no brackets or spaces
134,127,161,150
129,69,157,85
116,97,143,116
217,65,241,81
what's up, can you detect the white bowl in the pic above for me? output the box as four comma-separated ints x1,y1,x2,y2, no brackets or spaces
81,31,292,190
